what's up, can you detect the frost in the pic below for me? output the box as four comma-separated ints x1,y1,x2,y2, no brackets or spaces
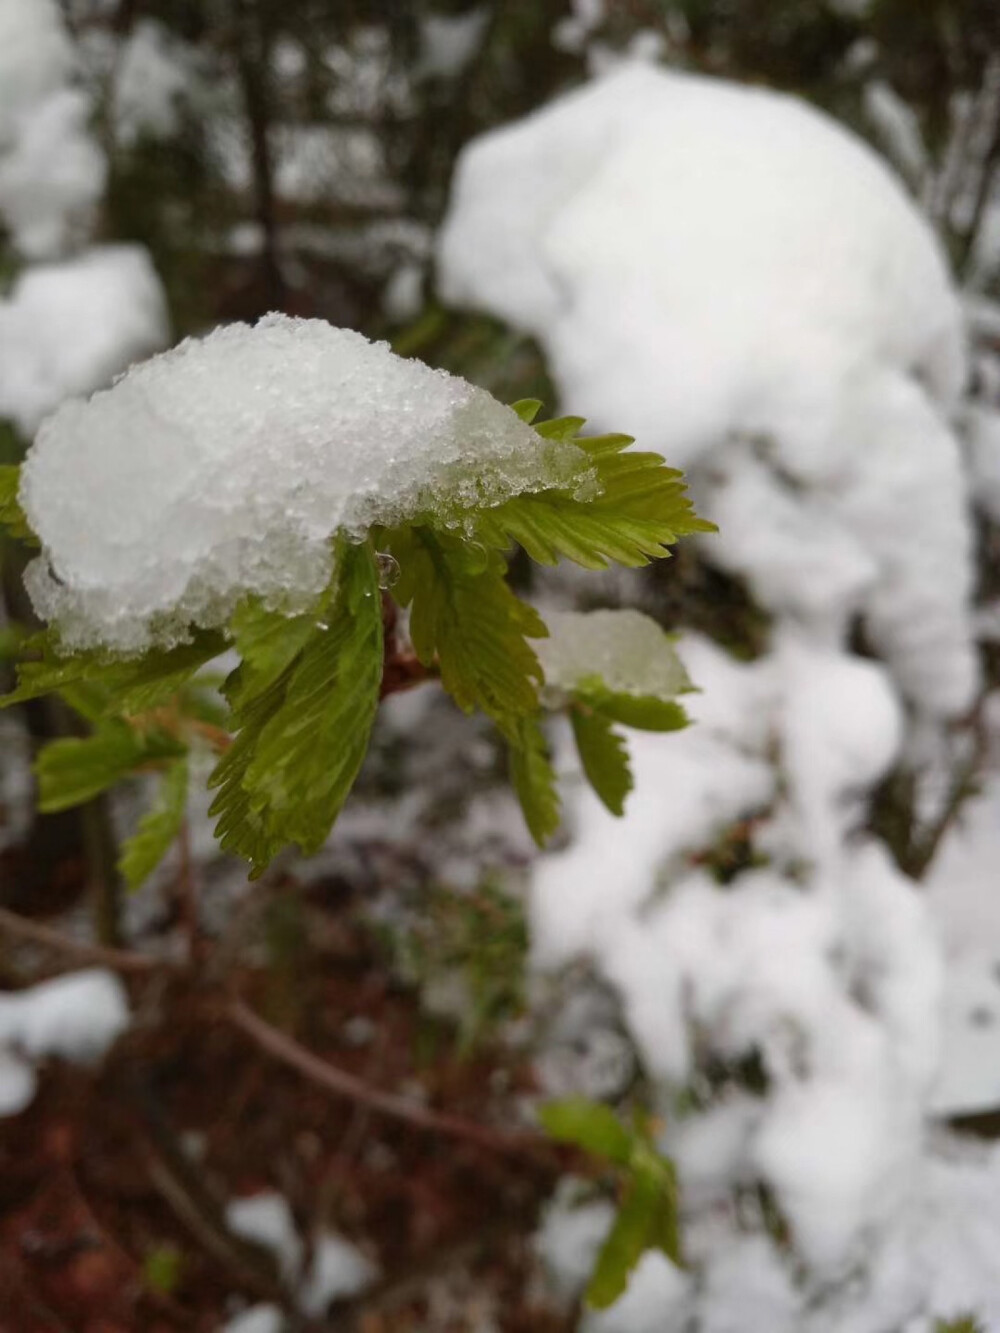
439,64,975,717
536,608,691,701
19,314,587,653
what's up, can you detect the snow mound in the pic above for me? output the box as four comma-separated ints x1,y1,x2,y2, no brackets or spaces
19,313,585,653
438,63,976,716
536,608,691,699
0,245,169,436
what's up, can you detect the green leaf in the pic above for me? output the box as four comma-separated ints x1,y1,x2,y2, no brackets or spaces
935,1319,985,1333
387,527,545,733
570,706,633,816
207,543,383,876
35,720,185,812
510,398,543,424
587,1170,662,1309
576,682,690,734
143,1245,184,1295
538,1097,633,1165
0,464,35,544
509,716,560,845
2,629,229,715
474,425,714,571
119,758,189,890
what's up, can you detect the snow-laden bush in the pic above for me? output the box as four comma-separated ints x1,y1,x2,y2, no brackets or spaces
439,62,1000,1331
439,62,975,719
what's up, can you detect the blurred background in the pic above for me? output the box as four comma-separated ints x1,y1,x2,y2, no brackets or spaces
4,1,1000,1330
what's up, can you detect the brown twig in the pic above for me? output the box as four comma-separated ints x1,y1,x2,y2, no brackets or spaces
0,906,176,975
225,997,552,1162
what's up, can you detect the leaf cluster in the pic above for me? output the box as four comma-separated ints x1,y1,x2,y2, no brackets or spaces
539,1097,681,1308
1,405,709,881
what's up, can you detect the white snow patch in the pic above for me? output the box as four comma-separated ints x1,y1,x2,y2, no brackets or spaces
536,608,691,701
0,967,129,1117
225,1192,302,1280
0,0,105,257
299,1232,375,1315
220,1305,284,1333
0,245,169,437
19,314,587,652
418,9,490,81
113,20,196,146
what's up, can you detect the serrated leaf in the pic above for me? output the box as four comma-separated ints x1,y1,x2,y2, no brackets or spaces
474,426,714,570
0,464,35,544
119,757,189,890
538,1097,634,1165
387,527,545,734
576,683,690,734
2,629,228,714
509,715,560,845
586,1171,662,1309
35,719,185,812
570,706,633,816
207,543,383,876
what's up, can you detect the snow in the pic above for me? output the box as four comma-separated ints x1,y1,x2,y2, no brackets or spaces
225,1192,374,1315
113,20,196,146
0,246,169,437
0,0,105,258
438,63,975,718
220,1305,284,1333
925,774,1000,1116
19,314,588,653
225,1192,302,1280
0,968,129,1117
417,9,490,81
536,608,691,702
298,1232,375,1315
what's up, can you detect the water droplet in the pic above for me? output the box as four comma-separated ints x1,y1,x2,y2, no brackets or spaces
316,620,330,631
376,551,400,589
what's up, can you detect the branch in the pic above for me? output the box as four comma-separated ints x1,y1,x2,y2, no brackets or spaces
0,906,176,975
225,997,555,1163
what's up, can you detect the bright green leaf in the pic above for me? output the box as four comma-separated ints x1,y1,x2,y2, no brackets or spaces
577,682,690,734
509,716,560,846
2,629,229,714
387,527,545,734
119,758,189,891
510,398,543,424
0,465,35,544
537,1097,634,1165
473,425,714,571
586,1170,662,1309
35,720,184,812
208,542,383,876
570,706,633,816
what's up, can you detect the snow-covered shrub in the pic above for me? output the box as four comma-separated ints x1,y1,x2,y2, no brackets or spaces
438,62,1000,1330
